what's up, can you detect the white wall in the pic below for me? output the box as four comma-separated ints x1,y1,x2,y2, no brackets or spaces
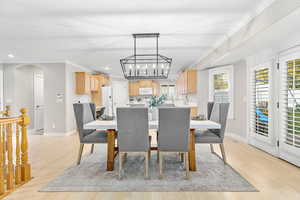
0,64,3,110
42,63,67,134
65,62,91,133
197,69,209,116
3,62,71,135
226,60,247,139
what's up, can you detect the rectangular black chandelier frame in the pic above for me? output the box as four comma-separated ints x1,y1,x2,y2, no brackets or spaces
120,33,172,80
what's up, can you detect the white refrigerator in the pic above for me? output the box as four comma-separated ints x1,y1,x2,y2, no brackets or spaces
101,86,114,117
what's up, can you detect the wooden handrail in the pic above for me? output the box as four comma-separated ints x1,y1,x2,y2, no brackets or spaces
0,117,21,124
0,108,32,198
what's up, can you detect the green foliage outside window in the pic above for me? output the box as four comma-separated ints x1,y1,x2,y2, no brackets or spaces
213,73,228,90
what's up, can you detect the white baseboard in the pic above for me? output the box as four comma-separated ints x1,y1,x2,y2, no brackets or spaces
66,129,77,136
226,132,248,143
27,129,36,135
44,129,77,136
43,132,67,136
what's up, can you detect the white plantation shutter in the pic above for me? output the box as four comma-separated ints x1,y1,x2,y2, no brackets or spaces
250,67,270,138
281,58,300,148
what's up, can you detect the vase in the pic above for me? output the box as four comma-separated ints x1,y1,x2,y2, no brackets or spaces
149,107,158,121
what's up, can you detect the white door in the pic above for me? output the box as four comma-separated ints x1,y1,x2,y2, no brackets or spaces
278,52,300,166
248,63,278,155
34,73,44,133
112,80,128,115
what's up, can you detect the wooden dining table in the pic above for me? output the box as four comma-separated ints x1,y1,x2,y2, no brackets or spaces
84,120,221,171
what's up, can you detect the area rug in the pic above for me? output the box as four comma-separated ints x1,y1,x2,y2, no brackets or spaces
40,145,258,192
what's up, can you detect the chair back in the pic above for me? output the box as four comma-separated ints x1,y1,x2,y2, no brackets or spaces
129,104,145,107
96,107,105,119
73,103,96,142
209,103,230,139
158,107,190,152
117,107,149,152
207,102,214,120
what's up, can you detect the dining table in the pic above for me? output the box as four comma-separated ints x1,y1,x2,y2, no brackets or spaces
84,120,221,171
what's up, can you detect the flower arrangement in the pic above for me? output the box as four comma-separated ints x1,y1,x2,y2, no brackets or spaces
149,94,167,108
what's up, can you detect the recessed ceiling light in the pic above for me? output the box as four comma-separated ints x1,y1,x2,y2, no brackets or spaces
104,66,110,70
8,54,14,58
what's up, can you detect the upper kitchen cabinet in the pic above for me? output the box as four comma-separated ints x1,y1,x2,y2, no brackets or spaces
128,81,139,96
100,74,110,86
128,80,159,96
90,75,99,92
75,72,110,95
91,74,110,90
152,81,160,96
176,69,197,95
139,80,153,88
75,72,91,94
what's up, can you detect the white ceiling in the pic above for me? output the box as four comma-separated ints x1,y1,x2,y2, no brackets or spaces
0,0,273,77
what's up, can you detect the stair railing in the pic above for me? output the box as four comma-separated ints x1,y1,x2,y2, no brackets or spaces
0,108,31,197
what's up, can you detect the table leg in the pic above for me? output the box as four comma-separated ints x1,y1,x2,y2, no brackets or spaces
107,129,116,171
189,128,196,171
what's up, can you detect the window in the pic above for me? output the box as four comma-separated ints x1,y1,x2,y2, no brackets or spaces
209,66,234,118
160,84,175,99
213,73,230,103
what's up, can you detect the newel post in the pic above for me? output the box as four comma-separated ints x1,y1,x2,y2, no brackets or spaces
19,108,31,182
3,105,11,117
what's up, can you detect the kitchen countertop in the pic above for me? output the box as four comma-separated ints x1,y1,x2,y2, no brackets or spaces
175,104,198,108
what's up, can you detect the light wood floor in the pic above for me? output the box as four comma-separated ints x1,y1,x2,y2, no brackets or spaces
4,135,300,200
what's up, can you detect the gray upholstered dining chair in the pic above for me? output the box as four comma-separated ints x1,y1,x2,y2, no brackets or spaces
73,103,108,165
117,107,151,179
207,102,214,120
157,107,190,179
195,103,230,164
207,102,214,152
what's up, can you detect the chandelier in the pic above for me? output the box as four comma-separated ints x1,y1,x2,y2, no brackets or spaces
120,33,172,80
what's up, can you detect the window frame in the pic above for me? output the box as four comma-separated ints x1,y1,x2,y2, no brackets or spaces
209,65,234,119
279,52,300,156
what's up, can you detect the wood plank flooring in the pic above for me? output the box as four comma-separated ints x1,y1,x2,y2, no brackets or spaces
4,135,300,200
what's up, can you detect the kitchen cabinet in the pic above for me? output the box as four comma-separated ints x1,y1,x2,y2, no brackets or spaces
176,69,197,95
75,72,110,107
75,72,91,94
152,81,160,96
128,80,159,96
128,81,139,96
139,80,153,88
90,75,99,92
101,75,110,86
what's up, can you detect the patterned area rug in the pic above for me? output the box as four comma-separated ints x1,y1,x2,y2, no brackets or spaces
40,145,258,192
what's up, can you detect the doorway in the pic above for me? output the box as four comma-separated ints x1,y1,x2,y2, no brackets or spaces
248,48,300,167
15,65,44,134
248,62,278,156
278,51,300,166
34,72,44,133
